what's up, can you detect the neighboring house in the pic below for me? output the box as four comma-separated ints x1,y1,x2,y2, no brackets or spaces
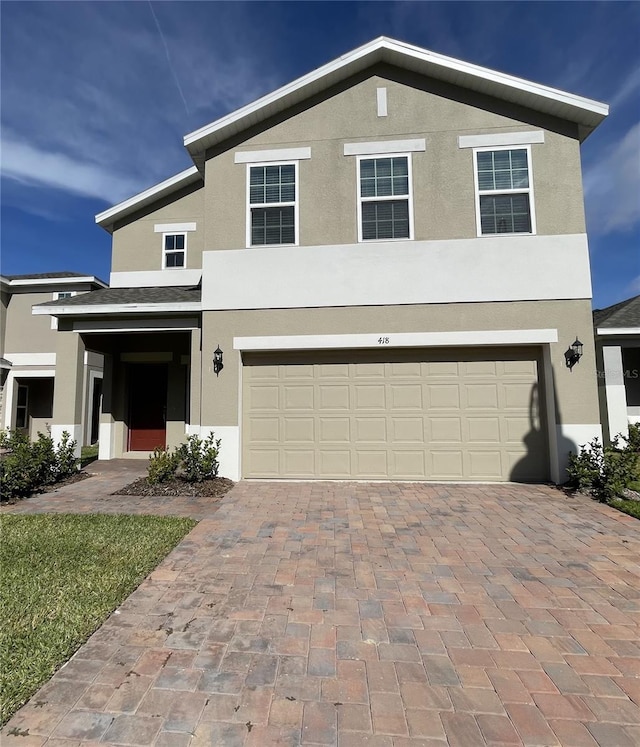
1,272,107,445
594,295,640,442
35,37,608,483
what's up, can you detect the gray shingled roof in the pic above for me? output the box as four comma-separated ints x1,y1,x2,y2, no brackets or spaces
593,295,640,329
37,285,201,308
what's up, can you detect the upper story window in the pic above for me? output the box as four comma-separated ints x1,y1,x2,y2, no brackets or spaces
358,155,412,241
248,163,297,246
474,147,535,235
164,233,186,268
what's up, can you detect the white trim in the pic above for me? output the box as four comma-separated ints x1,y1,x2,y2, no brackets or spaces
556,424,603,481
376,87,387,117
345,139,426,156
597,327,640,336
33,302,202,316
95,166,201,228
602,345,629,440
234,147,311,164
245,160,299,248
98,421,113,460
51,424,83,456
458,131,544,149
234,329,558,352
161,231,188,270
357,153,414,242
5,353,56,366
69,317,198,333
7,276,102,287
473,144,537,237
199,425,240,481
201,234,592,310
154,222,197,233
3,370,56,429
109,270,202,288
183,37,607,156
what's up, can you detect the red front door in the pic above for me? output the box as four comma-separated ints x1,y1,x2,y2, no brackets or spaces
128,364,167,451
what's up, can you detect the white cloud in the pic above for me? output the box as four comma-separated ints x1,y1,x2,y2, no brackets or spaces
1,135,142,203
584,121,640,234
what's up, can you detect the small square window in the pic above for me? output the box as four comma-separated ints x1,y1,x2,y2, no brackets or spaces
163,233,186,268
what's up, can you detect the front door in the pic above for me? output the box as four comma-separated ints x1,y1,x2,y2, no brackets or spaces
128,364,167,451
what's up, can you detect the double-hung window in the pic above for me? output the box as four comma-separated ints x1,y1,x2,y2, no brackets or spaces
248,163,297,246
475,147,534,235
163,233,186,268
358,155,412,241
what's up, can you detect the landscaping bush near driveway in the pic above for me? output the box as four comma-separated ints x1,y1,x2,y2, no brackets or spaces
0,513,196,726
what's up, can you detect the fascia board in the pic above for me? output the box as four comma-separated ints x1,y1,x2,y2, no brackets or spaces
184,37,608,154
596,327,640,336
32,302,202,316
95,166,201,229
9,276,107,288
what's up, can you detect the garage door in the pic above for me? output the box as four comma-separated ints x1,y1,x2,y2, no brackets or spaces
242,348,547,481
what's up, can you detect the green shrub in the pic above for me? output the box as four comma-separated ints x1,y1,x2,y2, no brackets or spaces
146,433,221,484
567,435,638,501
0,430,78,502
147,447,180,484
178,433,221,482
626,422,640,452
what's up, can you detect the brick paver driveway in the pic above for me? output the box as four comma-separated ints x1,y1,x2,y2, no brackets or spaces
3,481,640,746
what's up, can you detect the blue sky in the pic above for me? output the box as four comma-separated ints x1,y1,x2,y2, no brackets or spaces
1,1,638,309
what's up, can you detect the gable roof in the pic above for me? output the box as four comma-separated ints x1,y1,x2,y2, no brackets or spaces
185,36,609,167
594,295,640,331
96,36,608,231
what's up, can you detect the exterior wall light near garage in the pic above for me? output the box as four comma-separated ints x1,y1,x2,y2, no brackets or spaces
564,337,584,371
213,346,224,376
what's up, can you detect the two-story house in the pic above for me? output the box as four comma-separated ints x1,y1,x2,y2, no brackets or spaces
1,272,106,444
35,37,608,483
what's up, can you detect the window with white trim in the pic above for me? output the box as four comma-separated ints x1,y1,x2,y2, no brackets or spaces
163,233,186,268
358,155,412,240
475,147,534,235
248,163,297,246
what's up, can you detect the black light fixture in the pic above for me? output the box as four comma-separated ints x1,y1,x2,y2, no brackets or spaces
564,337,583,371
213,345,224,376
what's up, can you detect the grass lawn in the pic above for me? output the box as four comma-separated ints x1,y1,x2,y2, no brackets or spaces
0,513,196,726
608,497,640,520
80,443,99,467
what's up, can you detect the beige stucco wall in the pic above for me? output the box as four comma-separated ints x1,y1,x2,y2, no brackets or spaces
4,291,60,354
205,69,586,251
200,299,599,431
111,186,205,273
108,66,586,273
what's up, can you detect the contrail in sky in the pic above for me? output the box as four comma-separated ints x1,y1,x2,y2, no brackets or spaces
148,1,190,115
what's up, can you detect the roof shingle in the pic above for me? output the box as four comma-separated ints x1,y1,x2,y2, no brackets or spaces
37,285,201,308
593,295,640,329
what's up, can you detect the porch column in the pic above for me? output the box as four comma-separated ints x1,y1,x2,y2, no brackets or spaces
602,344,628,441
188,327,202,435
98,354,115,460
52,331,85,456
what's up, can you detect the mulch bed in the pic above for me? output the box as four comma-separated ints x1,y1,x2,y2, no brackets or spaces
114,476,235,499
0,471,91,505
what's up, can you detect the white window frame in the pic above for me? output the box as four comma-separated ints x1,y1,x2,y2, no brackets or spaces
356,153,414,242
162,232,188,269
473,144,537,237
51,291,76,329
246,160,299,248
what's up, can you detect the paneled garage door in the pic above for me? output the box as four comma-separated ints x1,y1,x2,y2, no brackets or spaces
242,348,547,481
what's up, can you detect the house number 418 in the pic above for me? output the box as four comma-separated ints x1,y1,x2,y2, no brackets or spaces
378,336,390,345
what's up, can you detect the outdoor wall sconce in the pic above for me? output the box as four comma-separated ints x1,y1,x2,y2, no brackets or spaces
213,346,224,376
564,337,583,371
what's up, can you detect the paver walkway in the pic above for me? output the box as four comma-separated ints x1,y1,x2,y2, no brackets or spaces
2,478,640,746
